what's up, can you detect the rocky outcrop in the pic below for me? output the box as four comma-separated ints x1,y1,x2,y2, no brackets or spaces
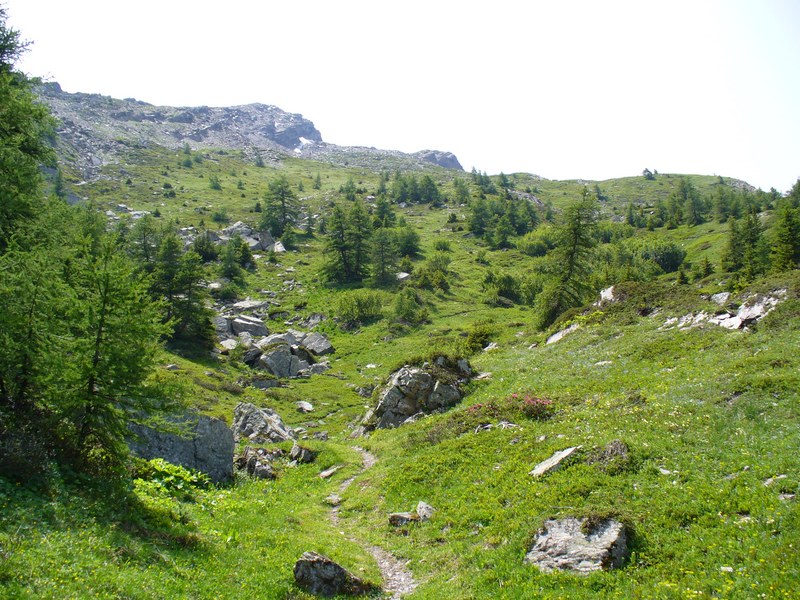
524,517,629,574
38,83,321,180
128,414,234,483
294,552,374,597
234,446,284,480
412,149,463,171
360,358,471,432
660,289,788,331
232,402,295,443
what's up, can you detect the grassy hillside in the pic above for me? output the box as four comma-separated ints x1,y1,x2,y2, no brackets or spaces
3,145,798,598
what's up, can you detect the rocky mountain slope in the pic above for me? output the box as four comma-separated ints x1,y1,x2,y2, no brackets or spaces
37,83,463,180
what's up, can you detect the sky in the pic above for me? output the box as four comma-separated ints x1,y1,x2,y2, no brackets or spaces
5,0,800,192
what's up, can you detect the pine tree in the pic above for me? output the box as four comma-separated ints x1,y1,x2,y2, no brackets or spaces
534,189,599,328
370,227,399,286
322,204,352,283
260,174,299,237
0,8,55,251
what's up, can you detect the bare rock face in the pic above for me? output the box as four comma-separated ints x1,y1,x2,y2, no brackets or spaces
412,149,463,170
232,402,295,443
128,414,234,483
293,552,374,597
524,518,629,574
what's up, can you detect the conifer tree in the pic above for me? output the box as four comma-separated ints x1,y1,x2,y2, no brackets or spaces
261,174,299,237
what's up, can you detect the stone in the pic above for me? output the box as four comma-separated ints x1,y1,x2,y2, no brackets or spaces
529,446,583,477
303,332,335,355
259,344,300,378
213,315,232,337
367,362,469,431
711,292,731,306
546,324,580,345
319,465,342,479
219,339,238,353
293,551,373,597
234,446,282,480
416,501,435,521
290,443,318,464
524,517,629,574
242,346,263,367
296,400,314,413
232,299,270,311
256,331,299,348
389,512,421,527
231,315,269,337
232,402,295,443
128,413,234,483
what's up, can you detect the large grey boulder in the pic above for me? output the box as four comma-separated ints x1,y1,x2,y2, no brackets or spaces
128,414,234,483
366,360,471,430
232,402,295,443
293,552,373,597
231,314,269,337
258,344,301,378
303,332,335,355
524,517,629,574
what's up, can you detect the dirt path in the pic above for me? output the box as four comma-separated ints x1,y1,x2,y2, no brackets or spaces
329,447,417,599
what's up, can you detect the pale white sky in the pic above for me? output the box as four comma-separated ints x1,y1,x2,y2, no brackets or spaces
5,0,800,191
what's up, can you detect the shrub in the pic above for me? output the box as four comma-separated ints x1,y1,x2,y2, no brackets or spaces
516,394,555,420
433,239,452,252
335,289,385,327
393,288,428,325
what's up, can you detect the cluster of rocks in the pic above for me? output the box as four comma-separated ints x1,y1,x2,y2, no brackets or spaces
216,312,335,379
356,357,472,434
660,289,788,331
389,501,435,527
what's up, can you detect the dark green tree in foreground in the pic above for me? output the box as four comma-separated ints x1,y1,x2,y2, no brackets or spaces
0,8,54,251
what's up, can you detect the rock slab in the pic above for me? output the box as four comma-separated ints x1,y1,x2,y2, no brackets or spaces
293,551,373,596
128,414,234,483
524,517,629,574
529,446,582,477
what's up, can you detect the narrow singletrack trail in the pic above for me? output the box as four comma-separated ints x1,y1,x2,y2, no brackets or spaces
329,447,417,598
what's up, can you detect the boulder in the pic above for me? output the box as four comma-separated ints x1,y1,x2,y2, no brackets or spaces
258,344,300,378
368,363,468,430
529,446,583,477
232,402,295,443
231,315,269,337
293,552,373,597
303,332,335,355
128,414,234,483
524,517,629,574
235,446,283,480
242,346,263,367
290,443,318,464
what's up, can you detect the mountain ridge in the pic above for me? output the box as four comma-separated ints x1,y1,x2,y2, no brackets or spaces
37,82,464,180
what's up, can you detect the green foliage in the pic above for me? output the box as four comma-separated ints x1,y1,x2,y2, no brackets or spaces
208,174,222,190
260,174,299,237
0,22,55,250
334,289,385,327
392,287,428,325
534,189,600,328
369,227,399,286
